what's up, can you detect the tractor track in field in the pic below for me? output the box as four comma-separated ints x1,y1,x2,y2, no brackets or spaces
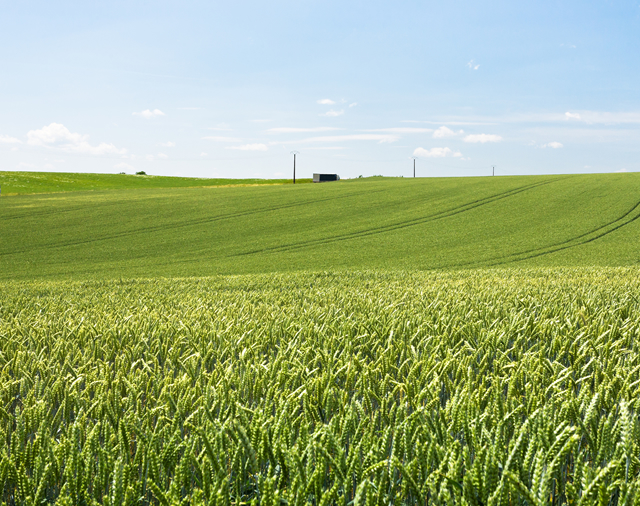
0,189,385,257
230,178,560,258
442,197,640,270
489,199,640,266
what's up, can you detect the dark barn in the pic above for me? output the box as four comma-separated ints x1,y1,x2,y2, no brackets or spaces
313,173,340,182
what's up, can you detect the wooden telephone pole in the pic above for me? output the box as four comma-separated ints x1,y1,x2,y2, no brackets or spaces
291,151,299,184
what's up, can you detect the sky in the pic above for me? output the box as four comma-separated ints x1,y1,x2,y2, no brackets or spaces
1,0,640,179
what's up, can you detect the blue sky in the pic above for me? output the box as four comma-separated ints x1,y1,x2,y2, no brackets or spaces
1,0,640,179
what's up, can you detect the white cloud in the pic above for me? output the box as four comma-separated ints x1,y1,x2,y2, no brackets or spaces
542,141,563,149
203,136,242,142
133,109,165,118
227,143,268,151
160,141,176,147
433,126,464,138
114,162,135,172
27,123,126,155
463,134,502,143
157,153,168,159
349,102,358,108
200,152,208,157
28,123,84,145
562,111,640,124
0,134,21,144
321,110,344,117
365,128,433,134
267,127,342,134
413,147,462,158
317,99,336,105
467,60,480,70
276,134,399,144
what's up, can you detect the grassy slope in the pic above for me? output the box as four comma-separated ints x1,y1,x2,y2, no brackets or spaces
1,172,640,280
0,171,311,194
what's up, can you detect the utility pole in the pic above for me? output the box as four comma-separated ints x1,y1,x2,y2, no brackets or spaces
412,157,416,178
291,151,299,184
492,165,495,176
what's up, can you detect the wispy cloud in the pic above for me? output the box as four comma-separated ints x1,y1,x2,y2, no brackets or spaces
27,123,126,155
133,109,165,118
413,147,462,158
403,111,640,127
542,141,563,149
402,119,498,126
203,136,242,142
303,146,347,150
227,143,268,151
433,126,464,138
515,111,640,124
349,102,358,108
0,134,21,144
317,99,336,105
467,60,480,70
365,128,433,134
463,134,502,143
562,111,640,124
267,127,343,134
321,110,344,117
275,134,399,144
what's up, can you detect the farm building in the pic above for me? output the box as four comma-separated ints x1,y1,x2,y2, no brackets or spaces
313,173,340,183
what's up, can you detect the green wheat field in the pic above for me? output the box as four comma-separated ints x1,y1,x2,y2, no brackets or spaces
1,171,640,504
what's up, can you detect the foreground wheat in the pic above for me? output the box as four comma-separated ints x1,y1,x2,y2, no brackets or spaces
1,269,639,505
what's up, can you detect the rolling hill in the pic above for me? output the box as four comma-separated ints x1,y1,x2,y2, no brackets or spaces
1,172,639,280
0,170,311,195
